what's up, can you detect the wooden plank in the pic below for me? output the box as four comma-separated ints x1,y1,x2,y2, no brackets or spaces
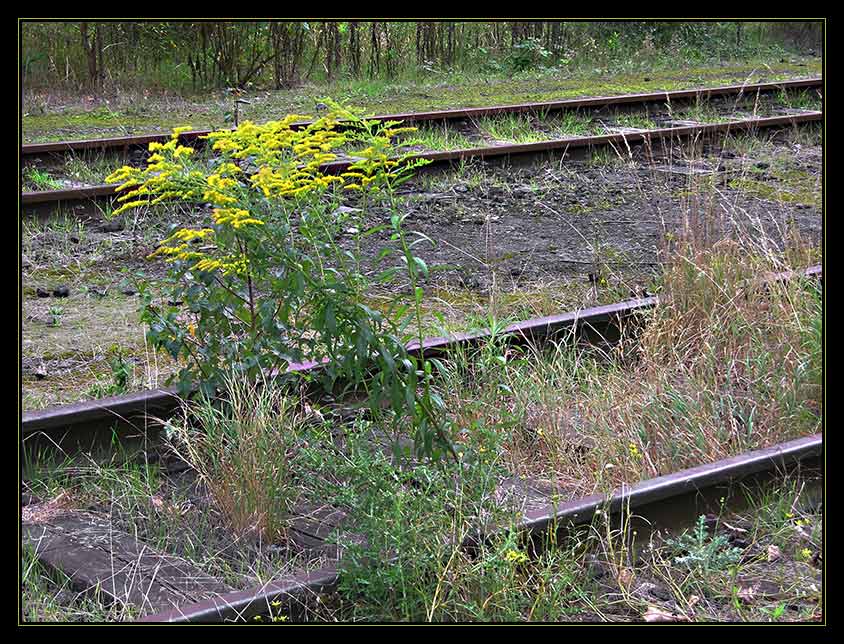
494,477,559,516
288,504,366,558
22,510,232,616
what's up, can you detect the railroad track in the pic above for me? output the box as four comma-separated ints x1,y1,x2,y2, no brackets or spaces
21,78,821,160
137,433,821,622
21,264,823,622
20,78,822,218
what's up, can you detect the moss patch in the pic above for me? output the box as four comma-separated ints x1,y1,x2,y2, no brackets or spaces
23,60,821,143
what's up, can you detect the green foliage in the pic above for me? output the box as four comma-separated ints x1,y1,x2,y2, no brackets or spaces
23,167,62,191
47,305,64,327
111,105,454,459
85,346,133,399
508,38,552,72
21,21,819,93
666,515,743,574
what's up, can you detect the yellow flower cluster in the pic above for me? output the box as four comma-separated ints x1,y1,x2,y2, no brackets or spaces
203,172,240,205
106,126,203,216
212,208,265,229
147,227,214,262
207,115,342,167
342,140,402,191
205,115,353,199
129,108,423,285
505,549,529,565
147,227,248,276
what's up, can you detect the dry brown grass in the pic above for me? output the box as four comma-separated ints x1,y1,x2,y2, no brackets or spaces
439,235,822,497
166,374,306,543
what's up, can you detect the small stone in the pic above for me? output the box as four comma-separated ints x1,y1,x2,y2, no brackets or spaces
729,536,750,549
454,184,468,193
54,591,73,605
35,364,48,380
100,217,125,233
585,554,612,580
463,275,480,289
52,286,70,298
767,544,782,562
333,205,362,216
634,582,672,602
36,288,50,298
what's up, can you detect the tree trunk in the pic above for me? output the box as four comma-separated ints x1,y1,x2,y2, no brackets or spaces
95,24,104,88
350,21,360,76
80,22,98,89
369,21,380,75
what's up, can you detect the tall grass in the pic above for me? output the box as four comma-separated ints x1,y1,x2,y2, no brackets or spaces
437,237,821,496
166,374,305,543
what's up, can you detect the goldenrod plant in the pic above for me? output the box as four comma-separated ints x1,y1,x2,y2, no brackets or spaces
107,105,454,459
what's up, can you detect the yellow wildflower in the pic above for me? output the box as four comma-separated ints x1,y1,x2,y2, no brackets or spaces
505,550,529,565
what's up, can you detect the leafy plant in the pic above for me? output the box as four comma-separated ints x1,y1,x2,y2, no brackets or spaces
508,38,552,72
85,347,133,399
47,305,64,327
666,514,743,574
24,168,63,191
108,104,454,459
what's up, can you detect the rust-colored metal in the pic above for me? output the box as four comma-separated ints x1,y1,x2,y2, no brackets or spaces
20,183,120,205
516,433,822,536
136,433,821,622
21,78,821,158
20,264,821,442
19,111,823,211
21,297,653,441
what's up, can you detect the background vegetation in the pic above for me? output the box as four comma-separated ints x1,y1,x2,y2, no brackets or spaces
21,21,822,95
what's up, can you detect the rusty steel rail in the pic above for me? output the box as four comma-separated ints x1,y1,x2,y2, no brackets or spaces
22,264,823,623
19,111,823,214
21,296,656,441
137,433,822,622
21,262,821,444
21,77,821,158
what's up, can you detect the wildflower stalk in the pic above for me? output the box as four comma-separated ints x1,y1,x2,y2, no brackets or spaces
114,108,452,460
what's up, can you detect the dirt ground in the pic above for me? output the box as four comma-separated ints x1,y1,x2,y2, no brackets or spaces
357,129,822,291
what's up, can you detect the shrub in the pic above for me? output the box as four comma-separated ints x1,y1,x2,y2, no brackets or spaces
108,104,454,459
